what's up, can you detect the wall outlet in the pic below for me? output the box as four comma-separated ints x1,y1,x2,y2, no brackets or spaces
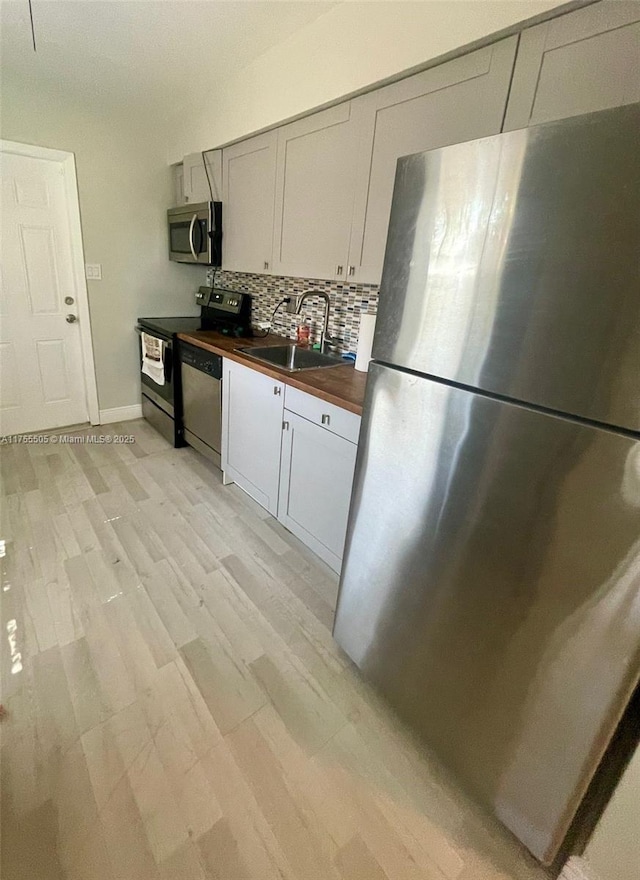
85,263,102,280
285,294,301,314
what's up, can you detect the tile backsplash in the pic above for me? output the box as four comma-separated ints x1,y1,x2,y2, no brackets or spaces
207,269,379,354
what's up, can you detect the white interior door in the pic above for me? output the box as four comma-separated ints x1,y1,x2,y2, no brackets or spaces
0,150,90,435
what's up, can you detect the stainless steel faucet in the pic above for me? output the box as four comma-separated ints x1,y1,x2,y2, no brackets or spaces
295,290,333,352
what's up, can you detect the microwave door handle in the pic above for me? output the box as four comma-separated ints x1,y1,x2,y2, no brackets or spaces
195,217,204,256
188,213,198,261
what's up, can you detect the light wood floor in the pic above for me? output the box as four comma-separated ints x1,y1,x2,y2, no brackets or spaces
0,420,549,880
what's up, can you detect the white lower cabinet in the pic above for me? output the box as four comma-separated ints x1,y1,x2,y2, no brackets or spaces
278,411,357,573
221,358,360,571
221,359,284,515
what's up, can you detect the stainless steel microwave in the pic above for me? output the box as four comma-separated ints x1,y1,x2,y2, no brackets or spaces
167,201,222,265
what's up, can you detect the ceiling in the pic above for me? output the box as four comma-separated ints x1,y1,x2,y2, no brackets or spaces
0,0,338,123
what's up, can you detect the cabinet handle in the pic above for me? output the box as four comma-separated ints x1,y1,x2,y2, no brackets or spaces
348,265,355,277
321,414,330,426
336,265,343,276
273,386,281,396
264,261,269,270
282,420,289,431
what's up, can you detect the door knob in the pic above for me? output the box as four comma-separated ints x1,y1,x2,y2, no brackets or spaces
65,296,75,305
66,314,77,323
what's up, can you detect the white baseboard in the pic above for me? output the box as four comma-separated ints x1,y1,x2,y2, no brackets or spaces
98,404,143,424
560,856,602,880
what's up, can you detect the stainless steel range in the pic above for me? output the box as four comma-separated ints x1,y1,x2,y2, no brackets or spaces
136,287,252,447
136,316,197,446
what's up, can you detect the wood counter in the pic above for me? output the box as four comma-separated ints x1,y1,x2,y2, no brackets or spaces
176,330,368,415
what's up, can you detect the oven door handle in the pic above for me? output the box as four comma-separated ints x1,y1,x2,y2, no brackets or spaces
188,214,198,261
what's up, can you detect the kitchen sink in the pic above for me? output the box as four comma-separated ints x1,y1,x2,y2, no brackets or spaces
236,344,344,371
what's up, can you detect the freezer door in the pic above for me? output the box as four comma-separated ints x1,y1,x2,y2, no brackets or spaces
373,104,640,432
334,363,640,864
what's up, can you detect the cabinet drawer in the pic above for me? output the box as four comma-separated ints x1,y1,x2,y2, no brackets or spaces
284,386,360,443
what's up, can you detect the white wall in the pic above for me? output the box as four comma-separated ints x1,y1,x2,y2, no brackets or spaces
168,0,563,159
1,74,205,414
584,745,640,880
1,1,567,410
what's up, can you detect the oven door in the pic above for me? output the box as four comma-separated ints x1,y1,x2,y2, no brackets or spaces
137,328,175,415
168,203,211,264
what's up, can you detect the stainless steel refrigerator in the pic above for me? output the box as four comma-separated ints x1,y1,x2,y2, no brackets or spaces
333,104,640,866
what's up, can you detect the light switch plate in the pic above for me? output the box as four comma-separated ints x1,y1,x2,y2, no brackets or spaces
85,263,102,280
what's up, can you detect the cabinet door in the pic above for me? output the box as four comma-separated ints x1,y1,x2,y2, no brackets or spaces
183,150,223,204
278,411,357,573
221,360,284,514
504,1,640,130
173,163,185,206
272,102,362,281
347,37,517,285
222,131,277,273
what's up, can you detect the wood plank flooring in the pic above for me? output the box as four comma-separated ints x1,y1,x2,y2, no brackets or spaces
0,420,549,880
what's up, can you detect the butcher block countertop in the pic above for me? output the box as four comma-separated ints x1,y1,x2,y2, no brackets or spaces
177,330,368,416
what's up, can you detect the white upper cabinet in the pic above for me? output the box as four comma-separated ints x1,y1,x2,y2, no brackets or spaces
183,150,223,204
222,131,277,274
346,37,518,285
176,3,640,283
271,102,364,282
173,163,185,206
504,0,640,131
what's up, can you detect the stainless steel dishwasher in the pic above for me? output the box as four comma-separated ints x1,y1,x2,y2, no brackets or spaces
178,342,223,467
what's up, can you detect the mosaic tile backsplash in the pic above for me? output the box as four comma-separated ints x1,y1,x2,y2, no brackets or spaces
206,269,379,355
